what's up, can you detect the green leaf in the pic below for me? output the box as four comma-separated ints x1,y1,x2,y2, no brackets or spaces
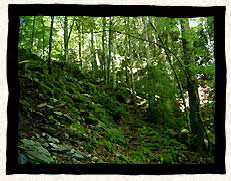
63,114,74,121
47,105,54,109
54,112,63,116
37,103,47,108
119,154,129,163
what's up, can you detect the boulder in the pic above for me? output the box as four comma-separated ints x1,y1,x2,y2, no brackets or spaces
18,139,55,164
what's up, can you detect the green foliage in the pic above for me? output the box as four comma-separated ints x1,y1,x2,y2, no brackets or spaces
17,16,215,164
138,64,179,123
93,92,129,122
102,139,113,153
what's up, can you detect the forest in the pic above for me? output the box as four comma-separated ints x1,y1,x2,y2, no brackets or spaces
16,15,215,165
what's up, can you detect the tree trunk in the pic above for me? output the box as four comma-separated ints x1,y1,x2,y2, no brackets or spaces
64,16,68,63
42,17,45,61
91,18,95,79
124,19,129,84
48,16,54,74
19,17,23,48
102,17,108,84
31,16,36,53
111,17,116,89
78,24,82,71
108,17,113,84
127,17,135,93
181,19,206,153
81,23,85,72
144,16,150,65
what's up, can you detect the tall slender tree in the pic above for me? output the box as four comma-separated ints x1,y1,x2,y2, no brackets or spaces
108,16,113,84
64,16,76,63
144,16,150,66
91,17,95,79
48,16,54,74
64,16,68,63
181,18,206,152
78,23,82,71
110,17,116,89
31,16,36,53
102,17,108,84
42,17,45,61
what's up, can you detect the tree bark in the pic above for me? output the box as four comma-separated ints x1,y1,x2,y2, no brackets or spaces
91,18,95,79
48,16,54,74
124,19,129,84
19,17,23,48
64,16,68,62
127,17,135,93
144,16,150,65
42,17,45,61
181,19,206,153
31,16,36,53
102,17,108,84
108,17,113,84
111,17,116,90
78,24,82,71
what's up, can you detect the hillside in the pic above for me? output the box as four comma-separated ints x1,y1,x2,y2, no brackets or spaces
17,60,214,164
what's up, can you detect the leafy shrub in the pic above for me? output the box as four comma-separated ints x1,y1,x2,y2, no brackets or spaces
93,92,129,122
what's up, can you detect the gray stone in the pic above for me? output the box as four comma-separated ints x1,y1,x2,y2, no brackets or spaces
91,156,98,161
18,139,55,164
72,158,83,164
72,153,85,159
50,144,72,153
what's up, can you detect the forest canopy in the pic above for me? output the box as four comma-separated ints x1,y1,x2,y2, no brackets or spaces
16,15,215,165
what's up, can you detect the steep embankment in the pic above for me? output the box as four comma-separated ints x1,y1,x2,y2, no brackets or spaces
17,60,213,164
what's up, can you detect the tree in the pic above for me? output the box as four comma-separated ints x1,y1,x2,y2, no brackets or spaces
127,17,136,110
111,17,116,89
108,17,113,84
42,17,46,61
64,16,68,62
90,17,96,79
144,16,150,65
181,18,206,152
48,16,54,74
102,17,108,84
149,19,190,128
77,22,82,72
31,16,36,53
64,16,76,64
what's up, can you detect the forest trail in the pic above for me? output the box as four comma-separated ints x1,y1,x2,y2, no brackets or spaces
118,102,211,164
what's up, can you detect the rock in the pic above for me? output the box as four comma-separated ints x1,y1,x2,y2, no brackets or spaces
91,156,98,162
66,148,88,160
97,159,104,163
87,154,92,158
72,158,83,164
49,143,72,153
76,150,87,158
66,148,76,155
18,139,55,164
18,153,29,164
72,153,85,159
